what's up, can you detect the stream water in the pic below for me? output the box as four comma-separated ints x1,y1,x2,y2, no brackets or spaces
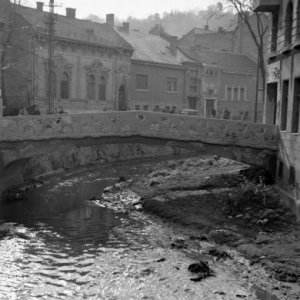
0,158,281,300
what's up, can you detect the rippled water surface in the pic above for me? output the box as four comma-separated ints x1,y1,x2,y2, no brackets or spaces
0,159,280,299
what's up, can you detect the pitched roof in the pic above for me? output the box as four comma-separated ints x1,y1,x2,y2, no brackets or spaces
14,5,133,51
118,28,184,66
179,46,257,74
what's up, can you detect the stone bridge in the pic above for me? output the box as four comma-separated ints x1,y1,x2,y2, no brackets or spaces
0,111,279,194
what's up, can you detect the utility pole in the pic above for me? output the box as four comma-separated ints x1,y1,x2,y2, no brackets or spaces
46,0,55,114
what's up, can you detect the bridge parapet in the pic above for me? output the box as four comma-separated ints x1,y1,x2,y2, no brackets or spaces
0,111,278,149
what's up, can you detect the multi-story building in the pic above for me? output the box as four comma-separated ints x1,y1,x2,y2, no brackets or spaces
118,24,186,112
254,0,300,217
179,46,263,121
0,1,133,114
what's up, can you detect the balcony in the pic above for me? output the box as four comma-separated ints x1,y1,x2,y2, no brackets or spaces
253,0,280,12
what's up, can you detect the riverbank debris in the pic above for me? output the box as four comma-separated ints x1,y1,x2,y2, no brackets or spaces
188,260,214,282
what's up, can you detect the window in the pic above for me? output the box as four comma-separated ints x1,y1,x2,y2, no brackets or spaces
292,78,300,133
61,72,70,99
226,86,232,100
99,76,106,100
271,11,279,51
233,87,239,101
281,80,289,131
165,106,170,112
87,74,96,100
206,69,217,76
240,87,246,101
190,86,197,93
190,70,198,78
289,166,296,185
135,74,149,90
190,77,198,93
135,105,140,110
285,1,293,46
166,77,177,92
143,105,148,111
153,105,160,112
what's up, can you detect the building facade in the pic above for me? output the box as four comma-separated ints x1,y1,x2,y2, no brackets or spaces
118,26,186,112
0,2,133,114
255,0,300,217
179,46,263,121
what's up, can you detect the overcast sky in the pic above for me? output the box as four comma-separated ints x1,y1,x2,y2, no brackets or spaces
24,0,218,20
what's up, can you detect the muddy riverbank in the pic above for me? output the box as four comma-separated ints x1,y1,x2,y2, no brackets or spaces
123,156,300,299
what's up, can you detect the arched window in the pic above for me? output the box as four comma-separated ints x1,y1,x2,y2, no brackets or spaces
87,74,96,100
98,76,106,100
285,1,294,46
61,72,70,99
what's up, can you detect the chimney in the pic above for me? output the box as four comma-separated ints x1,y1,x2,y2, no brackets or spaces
122,22,130,34
36,1,44,11
106,14,115,27
169,36,178,56
66,8,76,18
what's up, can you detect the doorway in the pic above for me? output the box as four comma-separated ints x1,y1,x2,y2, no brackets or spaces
266,83,278,125
205,99,216,118
188,97,197,110
292,78,300,133
281,80,289,131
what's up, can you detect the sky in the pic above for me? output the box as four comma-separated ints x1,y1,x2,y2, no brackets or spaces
23,0,219,20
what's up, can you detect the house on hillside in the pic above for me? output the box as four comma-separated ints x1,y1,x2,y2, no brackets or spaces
117,24,186,112
0,1,133,114
255,0,300,218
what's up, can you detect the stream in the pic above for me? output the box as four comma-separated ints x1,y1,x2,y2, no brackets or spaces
0,158,281,299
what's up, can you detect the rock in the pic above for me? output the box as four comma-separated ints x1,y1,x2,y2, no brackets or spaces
188,261,210,273
237,243,264,258
208,229,240,245
188,260,213,282
140,268,155,276
189,235,208,241
274,269,299,283
156,258,166,263
118,176,127,183
171,238,187,249
134,204,143,211
103,186,115,193
207,248,232,260
149,179,160,187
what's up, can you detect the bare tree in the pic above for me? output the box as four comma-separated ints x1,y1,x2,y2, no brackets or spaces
224,0,269,122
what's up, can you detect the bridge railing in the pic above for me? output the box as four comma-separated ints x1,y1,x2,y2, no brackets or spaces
0,111,279,150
